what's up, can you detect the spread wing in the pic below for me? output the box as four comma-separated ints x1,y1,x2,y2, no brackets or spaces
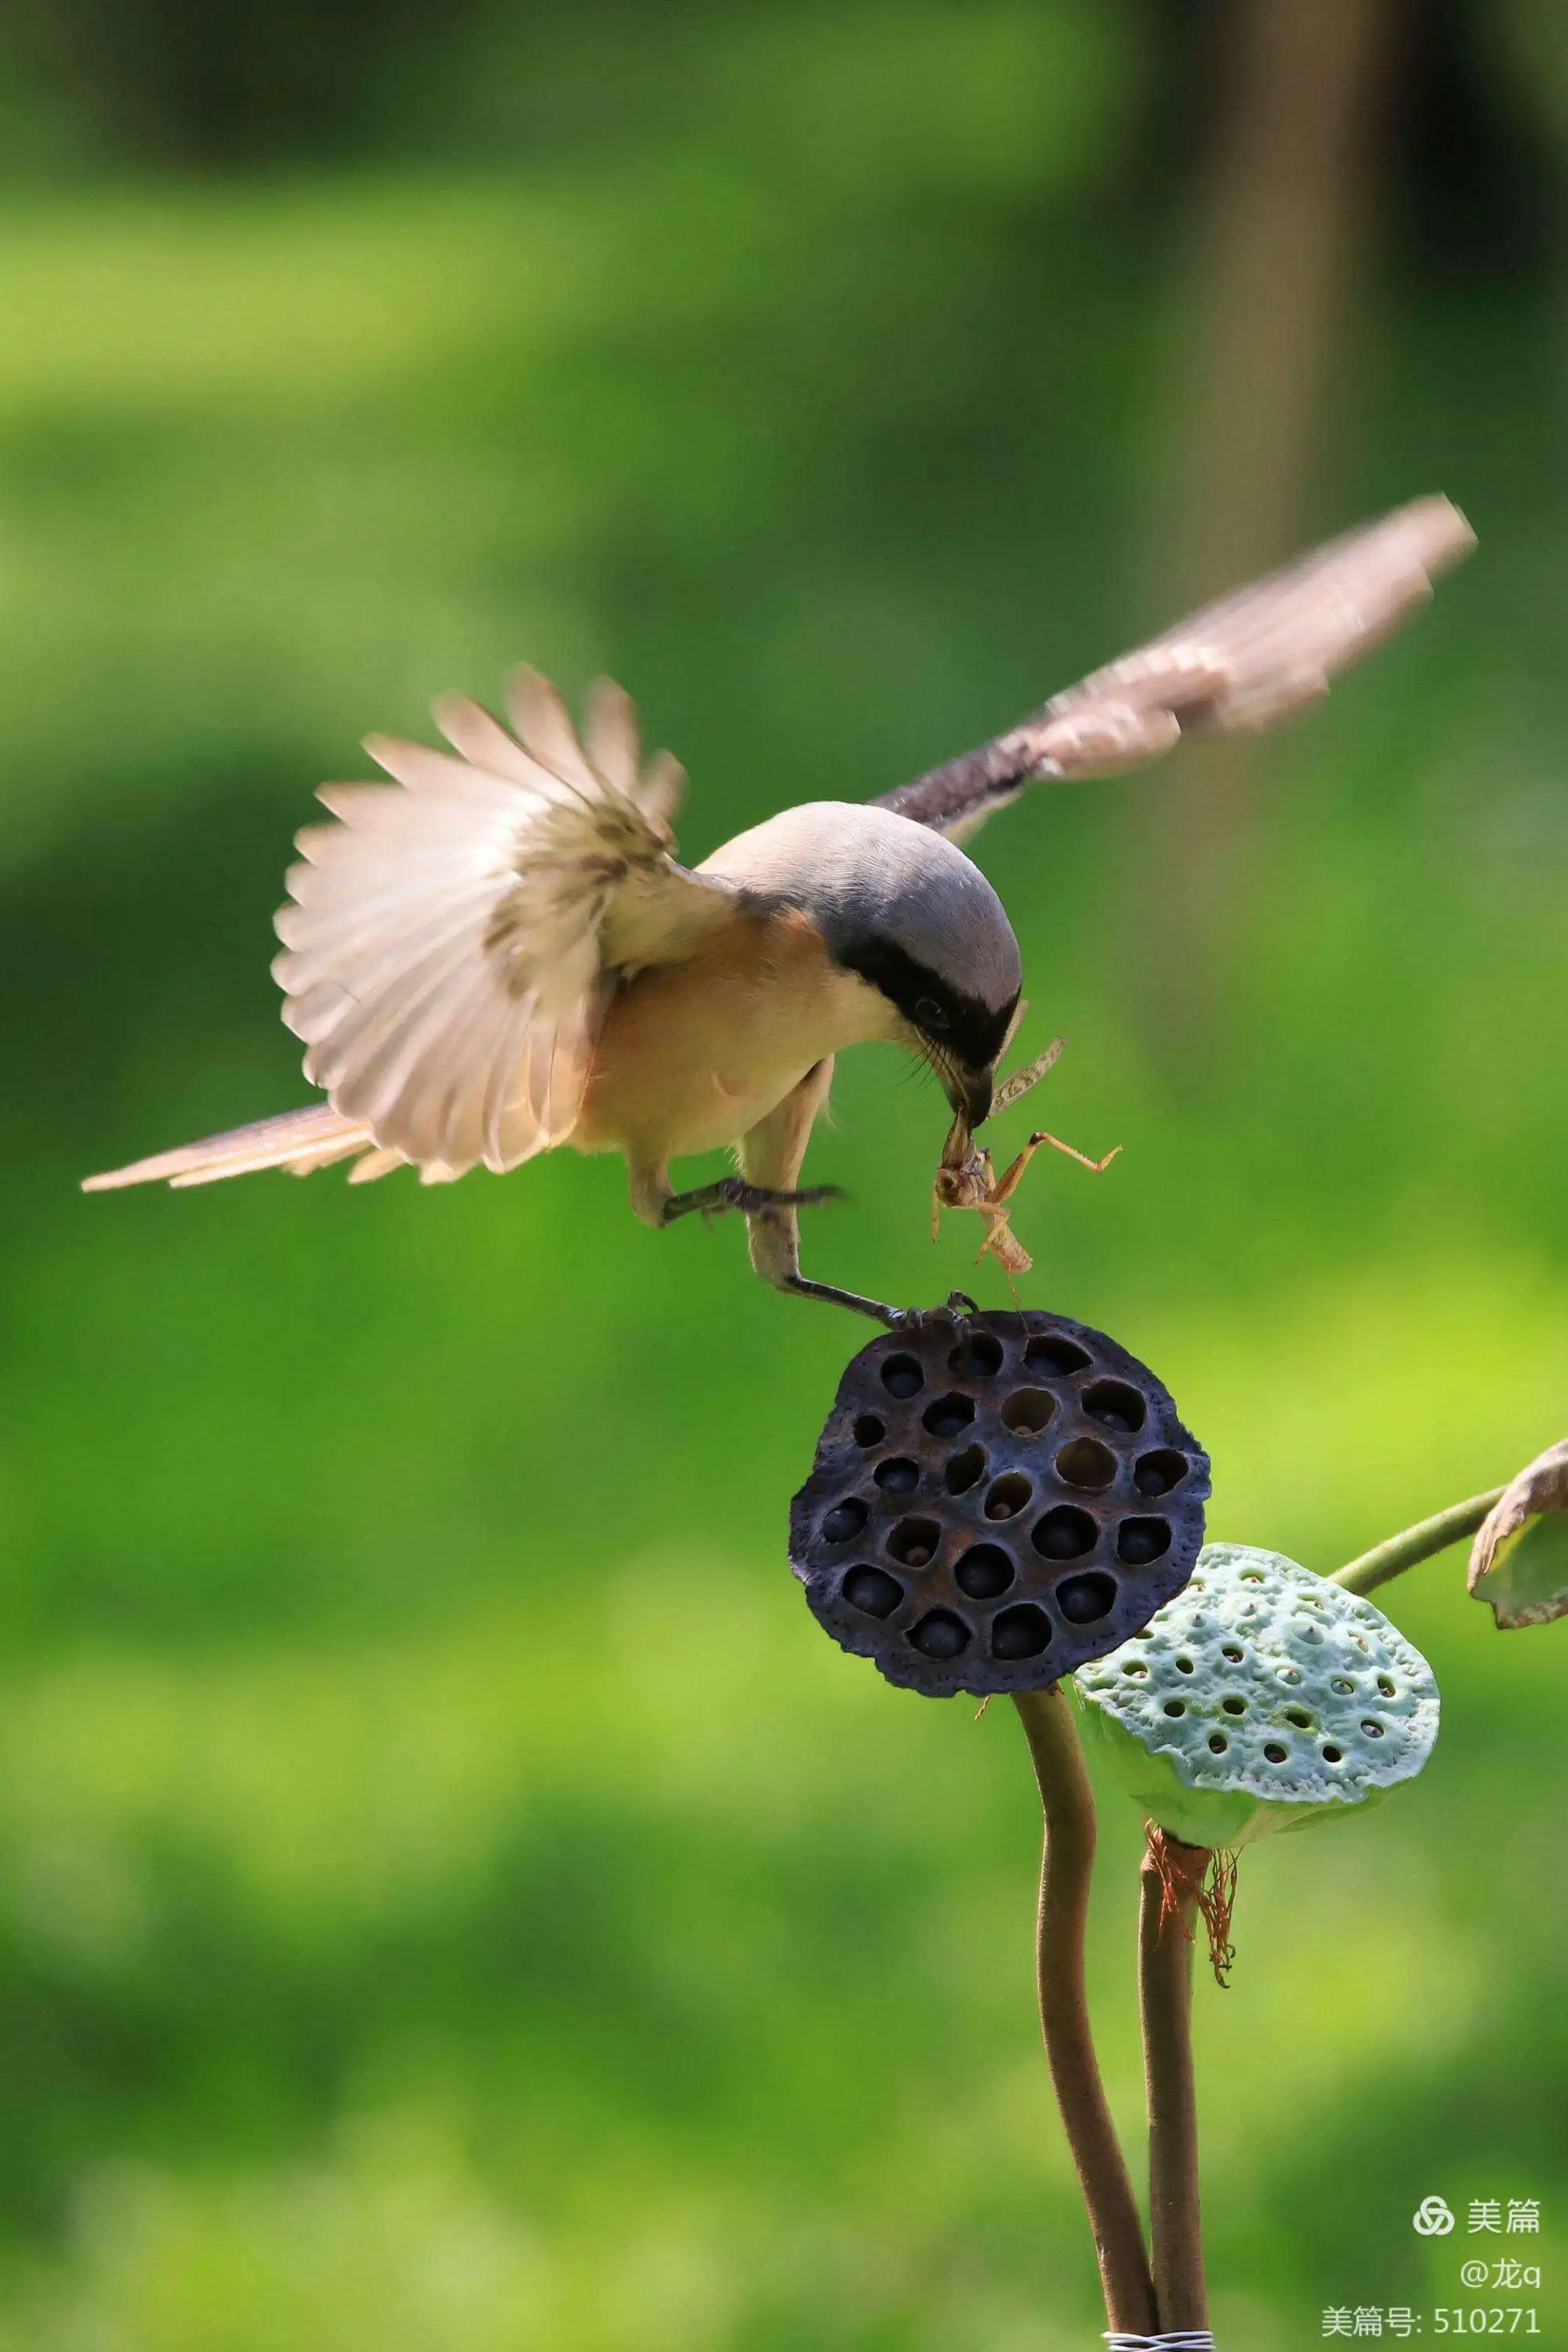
273,670,736,1176
877,495,1476,841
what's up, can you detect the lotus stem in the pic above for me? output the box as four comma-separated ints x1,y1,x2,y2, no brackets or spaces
1138,1830,1209,2336
1013,1685,1158,2339
1331,1486,1504,1596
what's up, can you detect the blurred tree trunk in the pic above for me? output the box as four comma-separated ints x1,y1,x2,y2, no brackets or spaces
1123,0,1399,1080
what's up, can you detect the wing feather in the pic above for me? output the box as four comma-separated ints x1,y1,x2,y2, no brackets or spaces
1039,496,1472,763
311,932,502,1113
358,735,517,799
429,693,542,786
505,666,601,794
274,672,735,1175
878,495,1476,838
633,748,688,832
585,679,642,800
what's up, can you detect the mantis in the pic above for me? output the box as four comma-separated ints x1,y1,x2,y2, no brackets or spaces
931,1036,1120,1280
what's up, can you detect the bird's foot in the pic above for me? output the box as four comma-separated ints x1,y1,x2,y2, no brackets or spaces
887,1290,981,1330
661,1177,845,1226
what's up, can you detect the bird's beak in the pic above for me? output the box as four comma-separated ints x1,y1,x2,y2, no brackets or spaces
941,1062,994,1129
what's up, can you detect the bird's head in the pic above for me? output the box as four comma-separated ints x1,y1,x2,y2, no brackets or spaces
702,802,1022,1126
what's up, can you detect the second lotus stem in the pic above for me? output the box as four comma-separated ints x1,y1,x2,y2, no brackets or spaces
1331,1486,1504,1596
1138,1828,1210,2339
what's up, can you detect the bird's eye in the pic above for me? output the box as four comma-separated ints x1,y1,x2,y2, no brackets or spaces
916,996,950,1032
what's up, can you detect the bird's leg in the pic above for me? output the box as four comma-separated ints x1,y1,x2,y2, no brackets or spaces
777,1279,978,1328
730,1061,907,1325
779,1273,909,1326
633,1087,971,1327
660,1175,844,1224
734,1059,840,1267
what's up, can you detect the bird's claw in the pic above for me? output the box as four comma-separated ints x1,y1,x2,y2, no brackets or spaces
663,1177,846,1225
884,1290,979,1330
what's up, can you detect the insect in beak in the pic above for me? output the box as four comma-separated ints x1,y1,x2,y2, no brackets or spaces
930,1036,1119,1279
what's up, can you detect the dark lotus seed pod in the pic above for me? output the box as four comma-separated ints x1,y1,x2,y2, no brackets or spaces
789,1310,1210,1698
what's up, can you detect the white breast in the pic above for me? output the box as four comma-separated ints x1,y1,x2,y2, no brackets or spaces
572,905,907,1165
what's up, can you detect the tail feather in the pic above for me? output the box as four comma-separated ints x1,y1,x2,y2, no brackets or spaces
82,1105,388,1192
346,1145,408,1185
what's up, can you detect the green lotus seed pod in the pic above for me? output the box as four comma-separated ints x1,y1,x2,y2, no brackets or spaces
1073,1543,1439,1849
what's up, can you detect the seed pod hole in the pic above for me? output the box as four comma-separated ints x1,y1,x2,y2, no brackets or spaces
1361,1720,1385,1737
1117,1516,1171,1566
1000,1388,1056,1437
1174,1653,1195,1673
1025,1334,1091,1377
1221,1643,1244,1663
1330,1675,1354,1693
1020,1345,1091,1374
1263,1742,1287,1762
923,1392,975,1441
822,1498,869,1544
1208,1734,1228,1754
949,1331,1004,1380
1221,1696,1247,1716
875,1457,920,1495
945,1445,987,1495
909,1609,969,1659
1322,1744,1344,1764
887,1517,942,1567
1377,1675,1396,1697
1033,1505,1096,1560
955,1544,1014,1599
843,1566,902,1619
852,1414,885,1449
1123,1658,1149,1677
993,1603,1052,1659
881,1355,924,1399
1163,1698,1186,1718
1284,1705,1314,1729
1134,1448,1189,1497
985,1472,1033,1521
1083,1378,1146,1434
1055,1570,1117,1624
1054,1437,1117,1491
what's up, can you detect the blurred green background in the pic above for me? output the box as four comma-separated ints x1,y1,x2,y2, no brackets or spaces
2,0,1566,2343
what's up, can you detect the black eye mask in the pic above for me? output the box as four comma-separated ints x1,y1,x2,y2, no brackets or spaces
834,932,1018,1068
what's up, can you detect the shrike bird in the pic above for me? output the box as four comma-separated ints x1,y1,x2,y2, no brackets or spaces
85,496,1475,1325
